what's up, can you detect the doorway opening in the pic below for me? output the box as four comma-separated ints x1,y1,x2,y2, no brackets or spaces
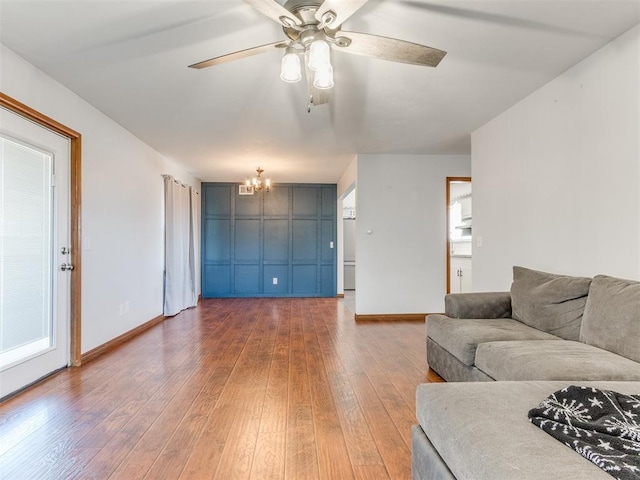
446,177,472,294
342,188,356,292
337,186,356,314
338,185,356,315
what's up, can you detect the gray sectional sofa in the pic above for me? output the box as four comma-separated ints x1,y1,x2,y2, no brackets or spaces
413,380,640,480
412,267,640,479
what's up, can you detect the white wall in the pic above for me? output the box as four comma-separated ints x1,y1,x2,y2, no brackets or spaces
472,24,640,291
356,154,471,314
1,44,201,353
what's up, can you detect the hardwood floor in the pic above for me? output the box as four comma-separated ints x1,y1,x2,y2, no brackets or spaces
0,298,443,479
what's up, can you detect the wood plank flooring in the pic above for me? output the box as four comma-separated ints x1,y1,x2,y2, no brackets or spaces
0,297,443,479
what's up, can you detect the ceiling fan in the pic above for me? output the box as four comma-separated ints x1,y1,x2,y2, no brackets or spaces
188,0,446,110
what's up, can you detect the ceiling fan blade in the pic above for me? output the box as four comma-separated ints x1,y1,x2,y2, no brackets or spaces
335,31,446,67
315,0,369,30
188,41,286,69
393,1,597,38
244,0,302,29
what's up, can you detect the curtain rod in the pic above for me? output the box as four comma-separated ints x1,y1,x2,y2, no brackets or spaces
161,173,200,194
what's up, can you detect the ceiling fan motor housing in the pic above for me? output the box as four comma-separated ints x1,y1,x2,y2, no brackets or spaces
282,0,329,42
283,0,323,19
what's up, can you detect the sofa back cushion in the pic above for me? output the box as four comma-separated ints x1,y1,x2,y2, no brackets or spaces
580,275,640,363
510,266,592,341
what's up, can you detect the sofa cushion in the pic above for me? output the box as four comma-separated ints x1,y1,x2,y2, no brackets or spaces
415,381,640,480
427,337,494,382
427,314,560,366
510,266,591,341
580,274,640,363
475,340,640,381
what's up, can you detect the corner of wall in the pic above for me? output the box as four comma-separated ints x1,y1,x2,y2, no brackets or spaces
337,155,357,198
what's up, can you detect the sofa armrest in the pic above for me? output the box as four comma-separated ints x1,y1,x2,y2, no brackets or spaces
444,292,512,319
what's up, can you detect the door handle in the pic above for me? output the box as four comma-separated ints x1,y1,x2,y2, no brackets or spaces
60,263,74,271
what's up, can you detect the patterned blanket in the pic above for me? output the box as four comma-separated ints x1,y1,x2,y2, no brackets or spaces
528,386,640,480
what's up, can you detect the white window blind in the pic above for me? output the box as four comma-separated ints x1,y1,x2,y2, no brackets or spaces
0,135,53,368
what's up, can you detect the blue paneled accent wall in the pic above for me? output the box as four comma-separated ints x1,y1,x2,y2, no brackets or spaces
202,183,337,297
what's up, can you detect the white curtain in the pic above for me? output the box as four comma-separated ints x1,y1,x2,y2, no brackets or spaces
163,175,197,316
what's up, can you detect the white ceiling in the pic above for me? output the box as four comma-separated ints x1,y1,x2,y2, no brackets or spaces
1,0,639,183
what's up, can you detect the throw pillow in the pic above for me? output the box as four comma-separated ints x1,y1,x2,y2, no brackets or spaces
510,266,591,341
580,274,640,363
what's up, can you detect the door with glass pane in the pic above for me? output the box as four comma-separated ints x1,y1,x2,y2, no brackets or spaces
0,107,70,399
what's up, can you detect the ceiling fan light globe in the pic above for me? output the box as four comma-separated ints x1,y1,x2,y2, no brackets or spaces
280,52,302,83
308,39,331,72
313,65,334,90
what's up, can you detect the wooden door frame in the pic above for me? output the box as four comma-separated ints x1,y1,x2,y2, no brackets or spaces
446,177,471,294
0,92,83,366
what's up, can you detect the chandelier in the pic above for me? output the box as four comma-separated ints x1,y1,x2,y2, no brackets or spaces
245,167,271,193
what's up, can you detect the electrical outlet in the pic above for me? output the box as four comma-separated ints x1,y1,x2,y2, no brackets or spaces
273,277,278,285
330,241,334,248
124,301,130,313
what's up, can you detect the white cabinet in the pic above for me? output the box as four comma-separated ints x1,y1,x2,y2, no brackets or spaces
460,195,472,220
450,256,472,293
